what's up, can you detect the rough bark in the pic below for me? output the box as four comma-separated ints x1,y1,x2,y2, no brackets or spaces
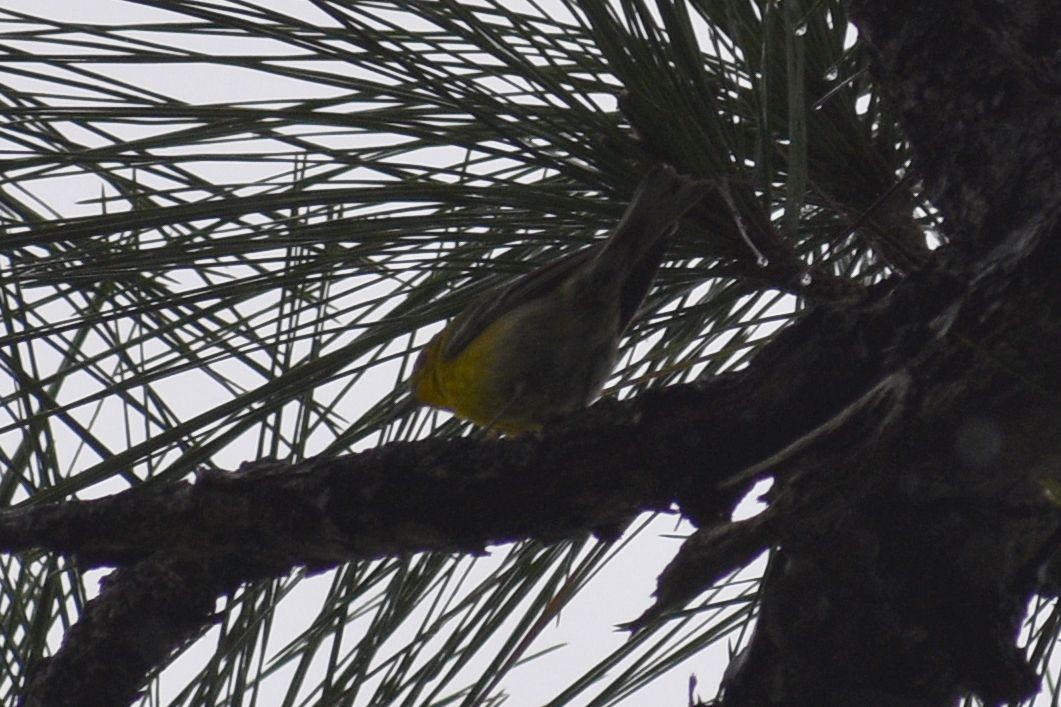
712,1,1061,705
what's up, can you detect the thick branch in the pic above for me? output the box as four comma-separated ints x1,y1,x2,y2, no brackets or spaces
0,258,978,572
0,258,972,707
850,0,1061,252
705,1,1061,704
22,553,228,707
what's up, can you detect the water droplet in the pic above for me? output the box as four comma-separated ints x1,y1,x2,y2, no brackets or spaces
825,67,839,81
799,272,812,286
794,23,808,37
756,255,770,268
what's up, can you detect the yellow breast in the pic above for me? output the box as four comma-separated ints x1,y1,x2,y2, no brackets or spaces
412,316,540,434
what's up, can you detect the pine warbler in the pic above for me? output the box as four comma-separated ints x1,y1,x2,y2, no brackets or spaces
412,165,709,434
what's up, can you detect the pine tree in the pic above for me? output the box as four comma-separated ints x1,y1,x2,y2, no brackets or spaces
1,1,1058,705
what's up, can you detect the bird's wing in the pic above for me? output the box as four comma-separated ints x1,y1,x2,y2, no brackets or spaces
441,245,595,361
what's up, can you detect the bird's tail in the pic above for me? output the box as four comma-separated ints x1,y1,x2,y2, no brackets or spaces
586,165,711,328
591,165,711,285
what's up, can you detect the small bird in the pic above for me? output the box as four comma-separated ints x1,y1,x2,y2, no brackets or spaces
411,165,710,434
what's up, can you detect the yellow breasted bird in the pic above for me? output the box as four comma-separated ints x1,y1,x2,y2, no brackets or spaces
411,164,710,434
